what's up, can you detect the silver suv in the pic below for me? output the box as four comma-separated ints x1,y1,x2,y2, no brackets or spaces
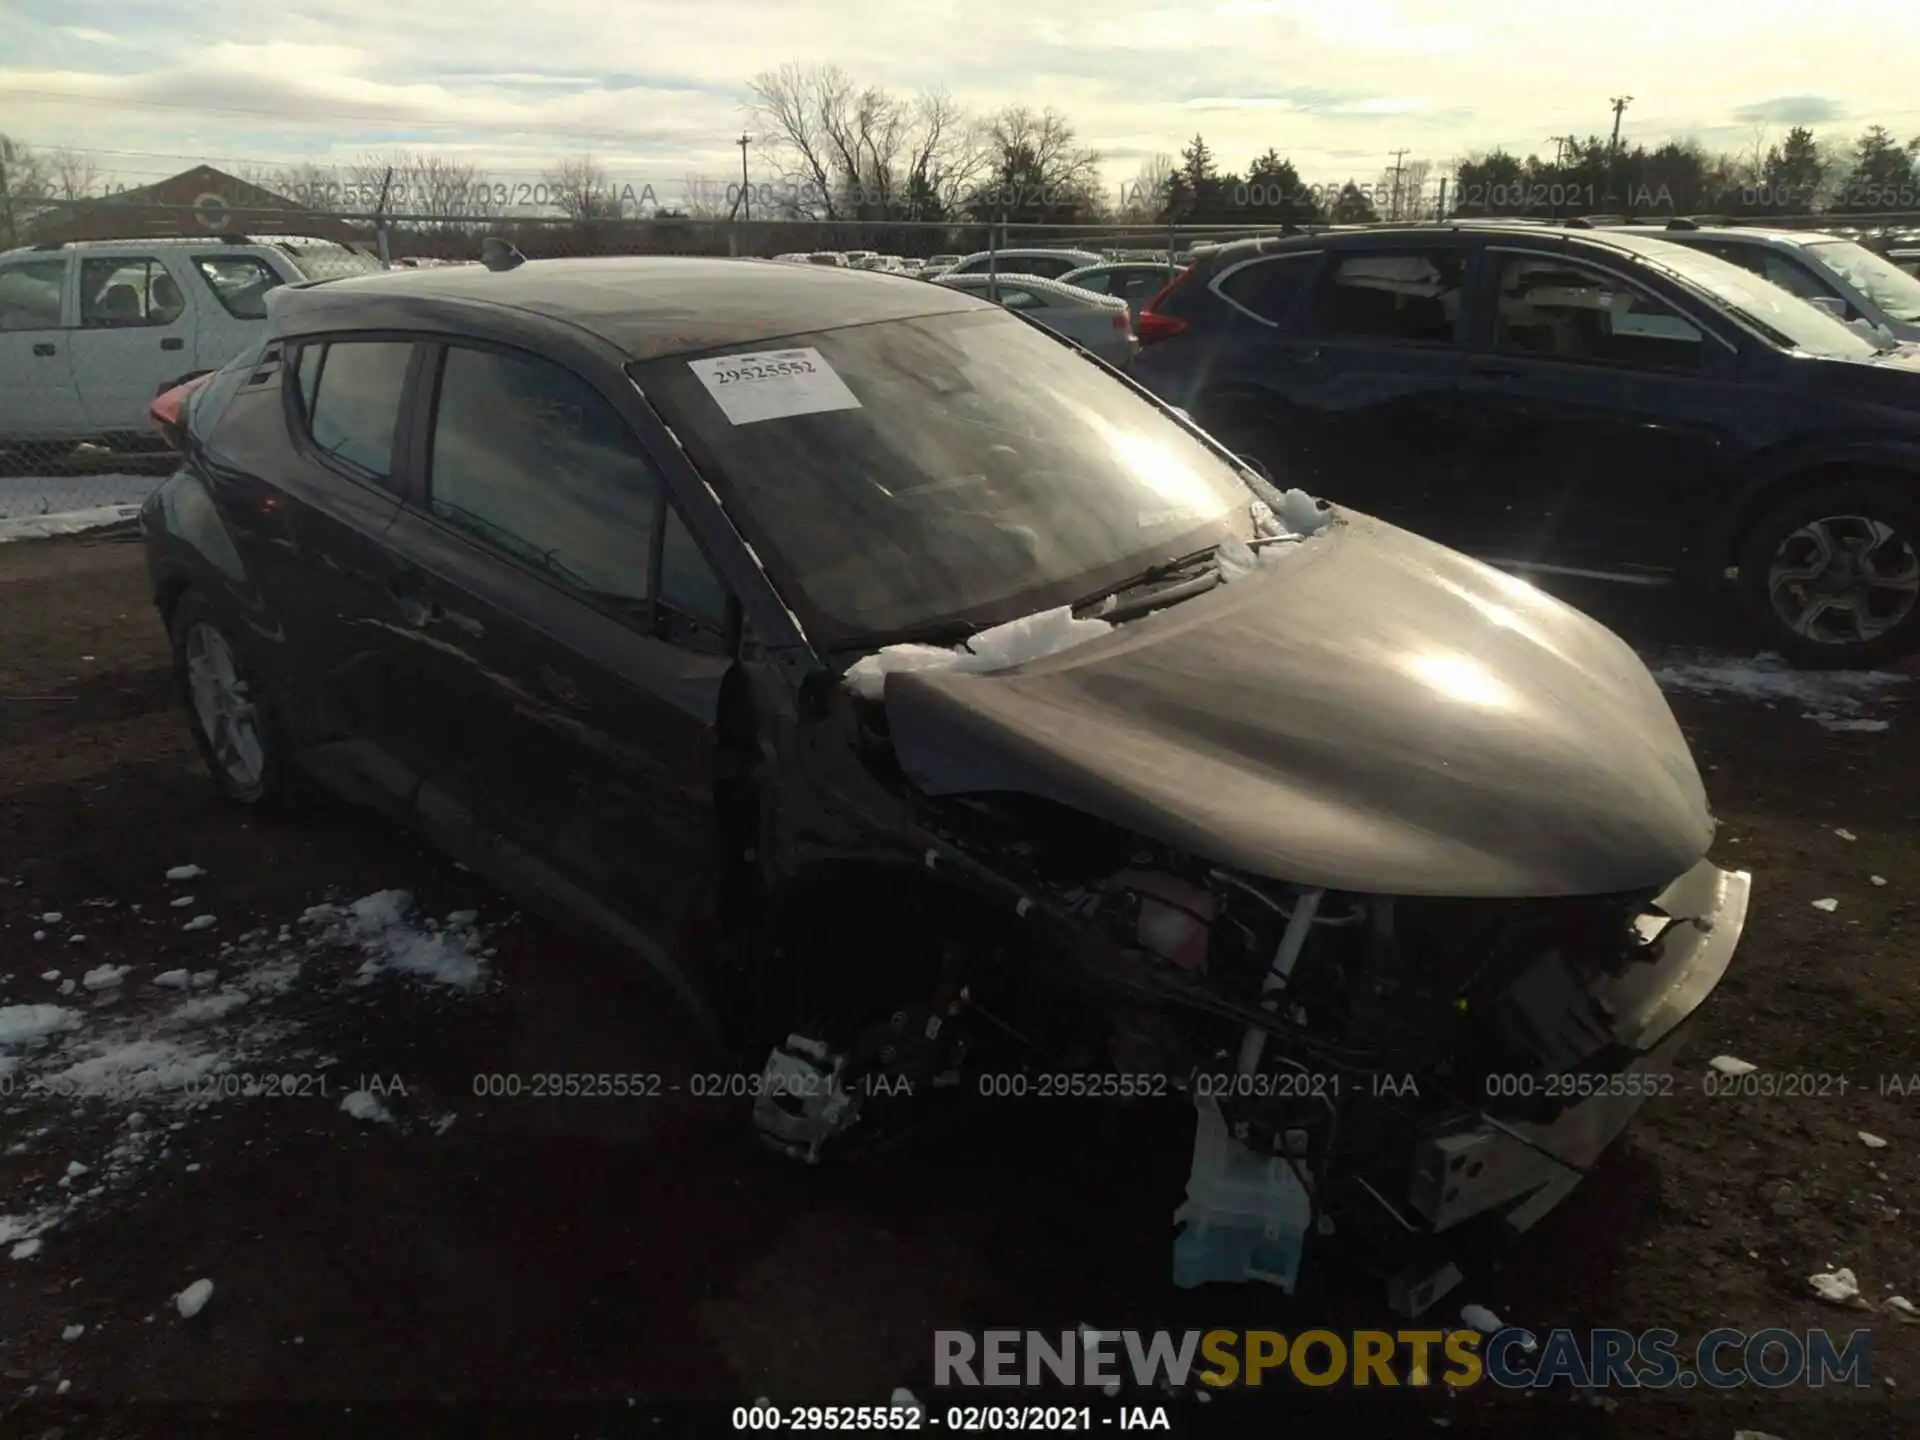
1599,221,1920,343
0,234,384,450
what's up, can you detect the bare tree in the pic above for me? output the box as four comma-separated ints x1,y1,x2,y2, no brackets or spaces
0,134,55,244
346,149,489,229
1374,158,1432,220
543,154,624,222
1738,122,1773,186
747,62,848,219
899,90,990,220
1115,153,1174,220
748,64,988,222
680,174,731,219
973,105,1102,217
47,146,100,202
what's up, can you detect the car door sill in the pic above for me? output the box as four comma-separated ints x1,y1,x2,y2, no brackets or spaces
1478,558,1675,587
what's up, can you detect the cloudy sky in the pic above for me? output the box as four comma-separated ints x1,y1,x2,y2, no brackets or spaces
2,0,1916,205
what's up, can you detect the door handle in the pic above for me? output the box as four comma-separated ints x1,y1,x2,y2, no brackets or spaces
1469,362,1523,378
161,337,184,351
33,343,56,357
1283,347,1322,364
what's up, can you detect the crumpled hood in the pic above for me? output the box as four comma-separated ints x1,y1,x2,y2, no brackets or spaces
880,513,1714,898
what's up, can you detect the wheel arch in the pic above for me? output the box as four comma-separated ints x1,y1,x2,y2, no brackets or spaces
1716,443,1920,577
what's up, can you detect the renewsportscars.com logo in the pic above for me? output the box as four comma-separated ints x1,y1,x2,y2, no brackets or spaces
934,1327,1875,1390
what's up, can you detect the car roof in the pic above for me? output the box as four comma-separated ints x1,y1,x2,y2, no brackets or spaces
267,255,988,360
1191,222,1721,270
934,272,1127,307
1595,224,1844,248
950,247,1104,263
13,234,365,253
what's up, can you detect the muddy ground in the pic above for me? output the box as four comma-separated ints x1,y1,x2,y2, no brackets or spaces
0,532,1915,1440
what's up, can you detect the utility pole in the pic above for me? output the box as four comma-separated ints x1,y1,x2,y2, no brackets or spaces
0,141,14,250
1388,148,1409,221
737,134,751,222
373,165,394,265
1608,97,1632,157
1606,96,1632,214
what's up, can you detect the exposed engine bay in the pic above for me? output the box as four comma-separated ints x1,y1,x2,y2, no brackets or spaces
748,779,1748,1316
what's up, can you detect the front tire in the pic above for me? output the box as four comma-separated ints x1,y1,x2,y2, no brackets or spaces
169,590,295,809
1736,479,1920,670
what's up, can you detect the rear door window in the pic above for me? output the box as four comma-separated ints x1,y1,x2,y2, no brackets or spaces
298,340,415,481
1311,250,1465,344
79,257,185,327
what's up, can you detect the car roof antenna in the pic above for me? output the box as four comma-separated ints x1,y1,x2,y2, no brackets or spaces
480,237,527,272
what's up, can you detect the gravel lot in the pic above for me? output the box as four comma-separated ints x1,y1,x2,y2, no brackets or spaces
0,531,1915,1439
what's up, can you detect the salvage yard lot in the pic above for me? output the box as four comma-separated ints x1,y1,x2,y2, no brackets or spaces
0,531,1917,1439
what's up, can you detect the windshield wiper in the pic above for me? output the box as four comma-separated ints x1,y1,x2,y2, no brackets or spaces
1071,545,1223,616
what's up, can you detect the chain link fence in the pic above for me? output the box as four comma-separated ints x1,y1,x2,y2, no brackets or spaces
5,202,1919,524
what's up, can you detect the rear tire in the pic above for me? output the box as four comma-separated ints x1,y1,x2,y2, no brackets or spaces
1735,479,1920,670
169,589,299,810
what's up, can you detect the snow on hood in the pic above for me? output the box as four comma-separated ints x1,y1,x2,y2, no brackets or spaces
843,491,1335,700
844,607,1116,702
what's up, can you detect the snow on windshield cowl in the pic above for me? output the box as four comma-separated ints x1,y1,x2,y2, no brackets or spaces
842,489,1337,701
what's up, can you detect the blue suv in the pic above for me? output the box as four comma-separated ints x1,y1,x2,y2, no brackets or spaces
1131,224,1920,668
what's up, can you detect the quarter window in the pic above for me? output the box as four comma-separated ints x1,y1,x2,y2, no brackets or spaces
301,340,414,480
1314,251,1464,343
1215,254,1320,324
427,346,662,602
195,255,284,319
1492,255,1704,372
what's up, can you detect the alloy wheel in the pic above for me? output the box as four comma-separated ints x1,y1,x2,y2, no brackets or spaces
1765,513,1920,649
184,622,266,791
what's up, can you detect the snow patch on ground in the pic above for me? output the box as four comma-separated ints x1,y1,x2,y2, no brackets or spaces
0,886,496,1260
1650,651,1908,730
844,606,1114,701
175,1277,214,1318
0,485,152,541
302,890,489,991
341,1090,393,1124
0,1005,84,1047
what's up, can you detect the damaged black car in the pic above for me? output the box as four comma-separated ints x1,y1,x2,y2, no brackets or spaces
139,252,1750,1316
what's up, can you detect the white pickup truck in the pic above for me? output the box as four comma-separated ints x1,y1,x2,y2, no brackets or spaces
0,235,383,453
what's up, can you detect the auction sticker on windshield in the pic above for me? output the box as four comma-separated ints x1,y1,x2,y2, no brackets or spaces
686,347,863,425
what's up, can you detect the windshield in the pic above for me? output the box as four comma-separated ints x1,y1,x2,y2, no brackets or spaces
278,243,386,281
1803,240,1920,323
631,308,1259,646
1632,241,1881,359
